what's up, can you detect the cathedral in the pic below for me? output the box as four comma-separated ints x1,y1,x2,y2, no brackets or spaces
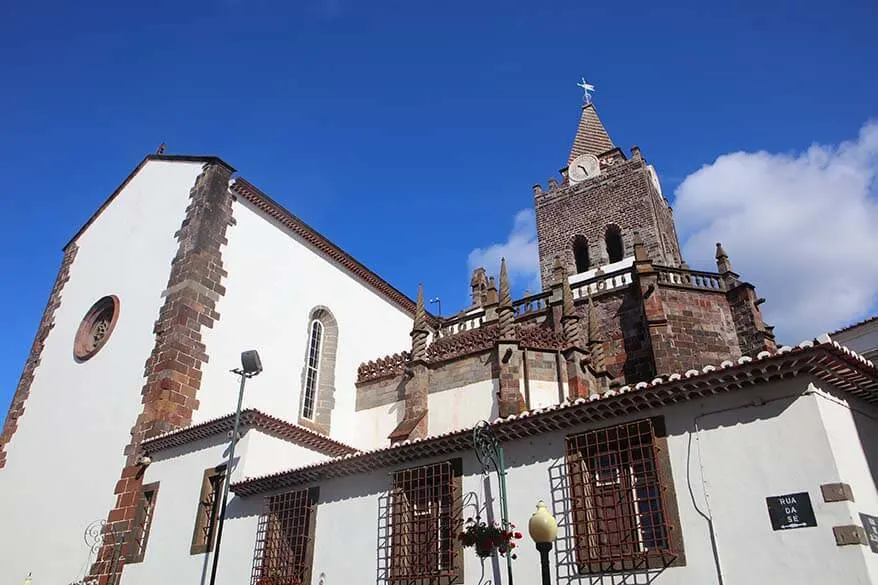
1,94,877,585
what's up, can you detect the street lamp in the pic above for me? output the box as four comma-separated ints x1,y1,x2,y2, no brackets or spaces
208,350,263,585
528,500,558,585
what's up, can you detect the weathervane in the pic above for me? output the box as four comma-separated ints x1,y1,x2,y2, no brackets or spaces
577,77,595,105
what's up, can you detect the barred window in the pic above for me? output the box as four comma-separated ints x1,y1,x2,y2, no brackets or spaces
126,482,159,563
191,465,226,555
301,320,323,420
388,460,462,584
566,419,683,573
251,488,318,585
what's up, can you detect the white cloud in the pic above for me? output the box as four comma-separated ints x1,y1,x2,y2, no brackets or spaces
468,209,540,294
674,121,878,343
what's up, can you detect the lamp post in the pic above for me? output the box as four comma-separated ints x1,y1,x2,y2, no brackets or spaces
528,500,558,585
208,350,263,585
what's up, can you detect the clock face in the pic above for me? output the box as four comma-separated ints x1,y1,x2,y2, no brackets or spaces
569,154,601,183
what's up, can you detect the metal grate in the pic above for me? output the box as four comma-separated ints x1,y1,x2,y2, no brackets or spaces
126,483,159,562
387,461,460,584
566,419,673,572
251,488,316,585
192,466,225,554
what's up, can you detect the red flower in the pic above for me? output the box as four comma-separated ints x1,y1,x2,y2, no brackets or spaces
514,531,522,539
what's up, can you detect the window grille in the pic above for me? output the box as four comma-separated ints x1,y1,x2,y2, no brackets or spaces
302,320,323,420
387,460,461,584
251,488,318,585
126,482,159,563
191,466,225,554
566,419,675,573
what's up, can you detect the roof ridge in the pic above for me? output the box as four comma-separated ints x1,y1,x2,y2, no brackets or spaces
568,103,615,165
141,408,359,457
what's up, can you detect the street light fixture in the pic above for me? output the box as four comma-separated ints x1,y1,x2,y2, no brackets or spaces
528,500,558,585
208,350,263,585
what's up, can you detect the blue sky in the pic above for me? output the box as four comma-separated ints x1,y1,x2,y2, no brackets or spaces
2,0,877,415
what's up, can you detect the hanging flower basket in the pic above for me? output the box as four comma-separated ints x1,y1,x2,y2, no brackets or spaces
458,517,523,559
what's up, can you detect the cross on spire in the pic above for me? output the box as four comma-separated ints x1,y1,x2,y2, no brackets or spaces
577,77,595,105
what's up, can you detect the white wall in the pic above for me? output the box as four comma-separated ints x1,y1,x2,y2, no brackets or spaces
198,376,876,585
197,198,414,448
526,380,562,410
0,160,203,585
125,428,332,585
428,380,499,434
123,433,257,585
813,384,878,582
354,400,404,451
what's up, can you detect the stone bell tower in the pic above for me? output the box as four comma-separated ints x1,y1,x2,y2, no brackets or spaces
534,97,683,290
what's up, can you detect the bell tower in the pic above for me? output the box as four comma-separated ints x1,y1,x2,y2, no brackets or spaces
534,94,683,290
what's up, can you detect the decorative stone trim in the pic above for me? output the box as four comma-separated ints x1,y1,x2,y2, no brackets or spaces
297,306,338,435
820,482,855,503
358,351,411,384
232,338,878,497
73,295,121,361
89,162,234,585
833,525,867,546
0,244,78,470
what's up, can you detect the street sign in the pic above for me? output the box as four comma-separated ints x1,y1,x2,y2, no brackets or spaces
766,492,817,531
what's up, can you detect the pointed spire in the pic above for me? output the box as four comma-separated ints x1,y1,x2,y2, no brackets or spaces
568,103,615,166
586,292,606,372
562,269,575,318
553,255,566,285
560,264,582,347
715,242,733,273
498,258,514,338
587,292,602,343
411,283,428,361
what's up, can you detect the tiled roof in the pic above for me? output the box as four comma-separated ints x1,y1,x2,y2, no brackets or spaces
568,103,615,165
829,315,878,337
141,409,358,458
231,178,437,323
231,335,878,497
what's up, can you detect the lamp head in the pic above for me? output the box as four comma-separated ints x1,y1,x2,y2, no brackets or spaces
240,350,263,376
528,500,558,544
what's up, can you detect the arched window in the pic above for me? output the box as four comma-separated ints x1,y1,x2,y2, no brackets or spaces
605,225,624,263
299,306,338,433
573,236,590,273
301,319,323,420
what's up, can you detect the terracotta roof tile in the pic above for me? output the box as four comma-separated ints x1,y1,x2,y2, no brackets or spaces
141,409,358,457
232,335,878,497
568,104,615,165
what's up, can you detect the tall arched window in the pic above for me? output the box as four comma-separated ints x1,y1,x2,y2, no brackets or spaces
301,319,324,420
299,306,338,434
605,225,624,263
573,236,590,273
